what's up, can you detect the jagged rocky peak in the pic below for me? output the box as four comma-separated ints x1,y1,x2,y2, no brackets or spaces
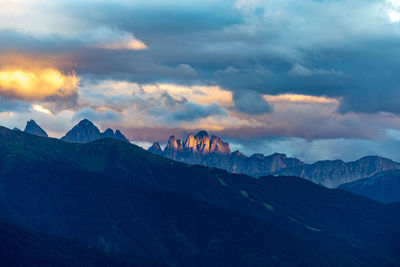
101,128,129,142
209,135,230,154
232,150,246,158
184,134,197,152
149,142,163,155
166,135,183,151
114,130,129,142
24,119,48,137
156,130,232,155
61,119,101,143
271,153,287,160
194,130,210,153
250,153,265,160
102,128,115,138
61,119,129,143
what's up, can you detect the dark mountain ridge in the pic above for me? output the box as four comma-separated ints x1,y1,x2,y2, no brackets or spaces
23,119,48,137
60,119,129,143
0,126,399,266
0,219,164,266
339,170,400,203
149,132,400,187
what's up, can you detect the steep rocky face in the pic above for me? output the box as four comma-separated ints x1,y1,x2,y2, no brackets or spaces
114,130,129,142
148,131,300,176
148,142,163,155
278,156,400,188
102,128,115,138
61,119,102,143
23,120,48,137
195,131,210,153
164,135,183,159
210,135,230,154
149,131,400,188
61,119,129,143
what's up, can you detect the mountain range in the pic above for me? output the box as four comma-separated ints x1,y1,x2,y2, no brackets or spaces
16,118,129,143
149,131,400,188
15,119,400,190
0,126,399,266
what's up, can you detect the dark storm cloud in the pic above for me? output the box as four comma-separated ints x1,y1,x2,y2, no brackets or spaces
45,0,400,116
0,97,29,112
233,90,271,114
3,0,400,118
168,102,226,121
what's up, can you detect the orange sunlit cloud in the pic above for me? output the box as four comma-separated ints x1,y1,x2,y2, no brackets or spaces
32,104,52,115
0,68,79,101
263,94,339,104
97,38,148,50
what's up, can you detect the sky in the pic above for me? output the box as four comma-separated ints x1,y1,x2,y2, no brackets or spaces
1,0,400,162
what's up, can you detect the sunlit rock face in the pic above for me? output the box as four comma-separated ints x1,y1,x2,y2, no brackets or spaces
23,119,48,137
149,131,400,188
149,130,299,177
61,119,129,143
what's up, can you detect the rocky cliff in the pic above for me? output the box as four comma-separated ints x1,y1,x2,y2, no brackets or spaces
23,119,48,137
149,131,400,188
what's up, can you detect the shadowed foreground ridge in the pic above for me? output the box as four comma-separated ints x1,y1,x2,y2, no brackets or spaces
0,126,399,266
339,170,400,203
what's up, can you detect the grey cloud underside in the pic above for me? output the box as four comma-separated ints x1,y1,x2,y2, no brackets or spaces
0,97,30,112
3,1,400,115
233,90,271,114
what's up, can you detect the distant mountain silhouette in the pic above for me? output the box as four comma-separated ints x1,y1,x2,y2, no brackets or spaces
0,126,399,266
23,119,48,137
339,170,400,203
61,119,129,143
149,132,400,187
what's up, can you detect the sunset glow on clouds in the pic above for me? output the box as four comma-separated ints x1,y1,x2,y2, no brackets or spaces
0,68,79,101
2,0,400,162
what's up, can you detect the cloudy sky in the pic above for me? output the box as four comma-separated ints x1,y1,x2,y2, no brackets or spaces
1,0,400,162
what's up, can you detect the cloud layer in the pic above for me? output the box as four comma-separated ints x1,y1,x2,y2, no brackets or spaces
1,0,400,162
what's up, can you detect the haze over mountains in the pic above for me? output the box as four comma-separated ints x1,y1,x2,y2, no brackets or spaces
149,131,400,188
0,126,399,266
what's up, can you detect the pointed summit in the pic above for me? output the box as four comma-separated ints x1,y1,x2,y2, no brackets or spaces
148,142,163,156
102,128,115,138
61,119,101,143
61,119,130,143
114,129,129,142
194,131,210,154
24,120,48,137
195,130,208,139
